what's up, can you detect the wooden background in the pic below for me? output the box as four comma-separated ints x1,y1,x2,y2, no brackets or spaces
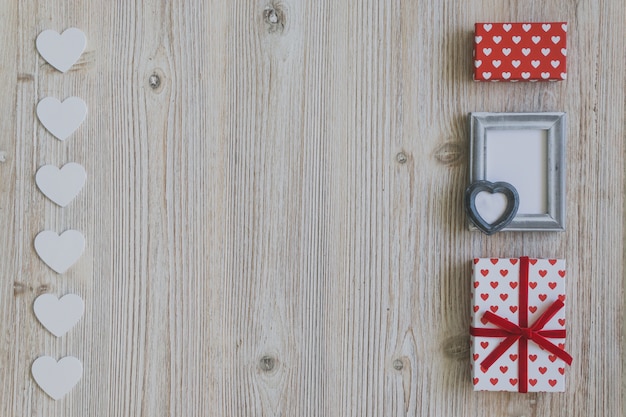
0,0,623,416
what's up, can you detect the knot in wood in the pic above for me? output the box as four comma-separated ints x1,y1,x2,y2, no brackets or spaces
263,4,285,33
259,355,276,372
442,335,470,359
267,9,279,23
433,142,464,166
0,151,6,163
395,152,408,164
37,284,52,295
393,358,404,370
13,282,28,296
149,73,161,89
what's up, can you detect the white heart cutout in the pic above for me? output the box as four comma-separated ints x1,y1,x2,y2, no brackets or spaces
32,356,82,400
35,230,85,274
36,163,86,207
474,191,508,224
37,97,87,141
34,294,84,337
36,28,86,73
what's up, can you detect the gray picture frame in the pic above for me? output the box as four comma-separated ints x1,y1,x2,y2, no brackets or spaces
469,112,566,232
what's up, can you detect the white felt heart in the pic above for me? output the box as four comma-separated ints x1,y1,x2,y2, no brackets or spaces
37,97,87,141
34,294,84,337
32,356,82,400
34,230,85,274
36,163,86,207
36,28,86,73
474,191,508,224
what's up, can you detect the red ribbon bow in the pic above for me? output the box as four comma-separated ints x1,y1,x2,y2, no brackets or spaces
470,256,573,392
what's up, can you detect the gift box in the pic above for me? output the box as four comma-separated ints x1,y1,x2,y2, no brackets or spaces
470,257,572,392
473,22,567,82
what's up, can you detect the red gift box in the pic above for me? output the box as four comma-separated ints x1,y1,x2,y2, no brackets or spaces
473,22,567,82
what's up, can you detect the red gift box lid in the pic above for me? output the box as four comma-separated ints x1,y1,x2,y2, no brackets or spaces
474,22,567,82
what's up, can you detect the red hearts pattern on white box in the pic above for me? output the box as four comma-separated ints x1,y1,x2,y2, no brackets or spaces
470,258,567,392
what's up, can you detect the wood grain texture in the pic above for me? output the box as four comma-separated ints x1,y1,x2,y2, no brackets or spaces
0,0,623,416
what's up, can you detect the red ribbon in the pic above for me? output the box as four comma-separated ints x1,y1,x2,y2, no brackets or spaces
470,256,573,392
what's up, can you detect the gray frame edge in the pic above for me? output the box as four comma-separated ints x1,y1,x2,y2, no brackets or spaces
468,112,566,232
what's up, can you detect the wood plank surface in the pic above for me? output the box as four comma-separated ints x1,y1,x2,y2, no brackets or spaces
0,0,623,416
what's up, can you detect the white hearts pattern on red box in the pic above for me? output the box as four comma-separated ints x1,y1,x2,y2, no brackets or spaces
470,258,567,392
473,22,567,81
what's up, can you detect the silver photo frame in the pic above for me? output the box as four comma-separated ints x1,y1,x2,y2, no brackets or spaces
469,112,566,231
